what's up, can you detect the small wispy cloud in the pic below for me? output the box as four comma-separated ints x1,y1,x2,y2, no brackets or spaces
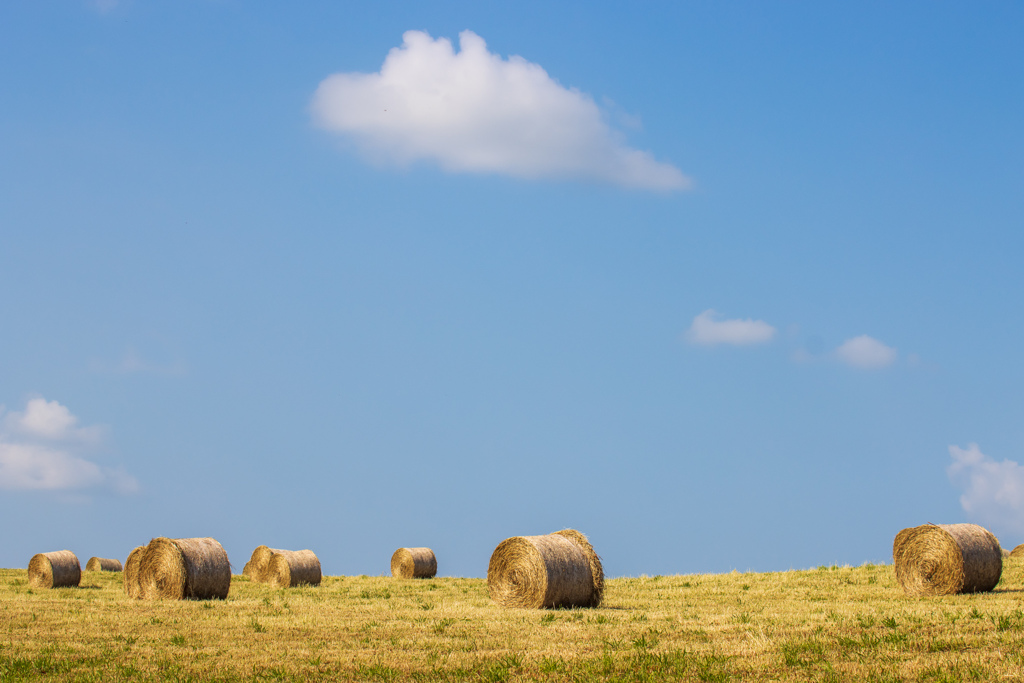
311,30,689,191
685,310,777,347
89,0,119,14
834,335,897,369
89,347,186,376
948,443,1024,538
0,398,138,495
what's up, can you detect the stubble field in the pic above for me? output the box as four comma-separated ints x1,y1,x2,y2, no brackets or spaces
1,560,1023,682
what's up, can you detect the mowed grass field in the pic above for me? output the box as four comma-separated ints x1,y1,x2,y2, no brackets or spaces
2,560,1023,682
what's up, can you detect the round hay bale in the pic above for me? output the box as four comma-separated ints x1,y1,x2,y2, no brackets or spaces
123,546,146,599
265,549,322,588
487,529,603,608
28,550,81,589
391,547,437,579
1011,544,1024,559
86,557,123,572
244,545,284,583
1002,548,1011,559
893,523,1002,596
139,537,231,600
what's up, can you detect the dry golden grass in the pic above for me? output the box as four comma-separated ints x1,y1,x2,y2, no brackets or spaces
1,559,1023,681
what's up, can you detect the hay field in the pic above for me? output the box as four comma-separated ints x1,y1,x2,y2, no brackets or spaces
1,561,1023,682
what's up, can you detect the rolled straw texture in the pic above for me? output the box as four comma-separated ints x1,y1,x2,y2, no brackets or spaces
86,557,123,572
28,550,81,589
1002,548,1011,560
265,549,322,588
552,529,604,606
391,547,437,579
1011,544,1024,559
244,545,284,583
893,523,1002,596
139,537,231,600
487,529,603,608
123,546,146,599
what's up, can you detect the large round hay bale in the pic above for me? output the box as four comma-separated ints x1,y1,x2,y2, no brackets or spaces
86,557,123,572
139,537,231,600
1002,548,1012,559
265,549,322,588
391,547,437,579
244,545,284,583
28,550,81,589
1011,544,1024,559
487,529,603,608
123,546,146,599
893,523,1002,596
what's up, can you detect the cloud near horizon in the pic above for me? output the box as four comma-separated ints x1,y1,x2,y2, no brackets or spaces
311,30,689,190
685,310,777,346
834,334,897,369
948,443,1024,538
0,398,138,495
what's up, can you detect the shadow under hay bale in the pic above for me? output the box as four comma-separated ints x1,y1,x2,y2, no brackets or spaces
243,545,283,583
487,529,603,609
139,537,231,600
123,546,146,599
28,550,81,589
86,557,123,572
893,523,1002,596
265,549,322,588
391,547,437,579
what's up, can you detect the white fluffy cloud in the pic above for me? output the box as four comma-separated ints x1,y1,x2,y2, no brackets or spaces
3,398,104,441
834,335,897,369
0,398,138,494
948,443,1024,537
311,30,689,190
685,310,777,346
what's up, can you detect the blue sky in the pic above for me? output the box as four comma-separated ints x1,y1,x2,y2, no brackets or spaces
1,1,1022,577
